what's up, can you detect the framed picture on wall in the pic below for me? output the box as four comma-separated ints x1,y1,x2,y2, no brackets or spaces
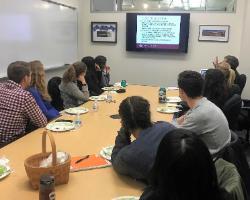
198,25,230,42
91,22,117,43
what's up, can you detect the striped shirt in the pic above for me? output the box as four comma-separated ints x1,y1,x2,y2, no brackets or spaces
0,80,47,144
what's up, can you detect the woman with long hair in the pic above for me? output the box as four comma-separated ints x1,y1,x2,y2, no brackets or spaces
140,129,229,200
216,62,241,97
203,68,229,108
28,60,59,120
59,62,89,108
111,96,175,180
82,56,103,96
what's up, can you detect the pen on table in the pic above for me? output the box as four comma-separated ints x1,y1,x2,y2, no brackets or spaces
75,155,90,164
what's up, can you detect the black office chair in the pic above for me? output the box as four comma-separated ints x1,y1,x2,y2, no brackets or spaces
238,74,247,94
47,77,64,111
223,94,242,130
213,130,238,162
214,131,250,198
238,99,250,141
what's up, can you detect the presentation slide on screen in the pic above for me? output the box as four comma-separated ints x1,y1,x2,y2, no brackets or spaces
136,15,181,49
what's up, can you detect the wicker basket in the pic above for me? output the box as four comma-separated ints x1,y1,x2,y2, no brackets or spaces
24,131,71,190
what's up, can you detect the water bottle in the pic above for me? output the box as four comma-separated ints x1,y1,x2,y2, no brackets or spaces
92,100,98,112
106,91,112,103
121,80,127,87
159,87,166,103
74,112,81,128
39,174,55,200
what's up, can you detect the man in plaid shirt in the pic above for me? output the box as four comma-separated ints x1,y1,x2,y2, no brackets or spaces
0,61,47,146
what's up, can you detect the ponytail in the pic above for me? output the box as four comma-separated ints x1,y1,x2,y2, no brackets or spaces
62,65,76,83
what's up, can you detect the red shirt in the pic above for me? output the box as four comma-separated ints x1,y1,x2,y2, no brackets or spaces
0,80,47,144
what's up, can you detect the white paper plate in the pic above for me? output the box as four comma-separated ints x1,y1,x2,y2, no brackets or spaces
114,82,121,87
104,91,117,94
0,165,11,180
46,122,75,132
65,107,89,115
114,82,128,87
167,87,179,90
89,95,107,101
112,196,139,200
102,87,121,91
100,146,114,161
166,96,181,103
157,107,180,114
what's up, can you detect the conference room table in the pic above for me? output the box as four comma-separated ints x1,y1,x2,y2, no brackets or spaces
0,85,178,200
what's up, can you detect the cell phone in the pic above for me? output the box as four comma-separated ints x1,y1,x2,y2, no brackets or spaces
110,114,120,119
55,119,73,123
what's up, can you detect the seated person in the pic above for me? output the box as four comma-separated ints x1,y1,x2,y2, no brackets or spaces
28,60,59,120
140,129,230,200
203,69,229,109
82,56,103,96
175,71,231,154
224,55,240,85
111,96,175,181
0,61,47,146
59,62,89,108
95,55,110,88
47,77,64,111
216,62,241,97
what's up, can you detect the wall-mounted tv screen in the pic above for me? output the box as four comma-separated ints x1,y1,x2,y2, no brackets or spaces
126,13,190,53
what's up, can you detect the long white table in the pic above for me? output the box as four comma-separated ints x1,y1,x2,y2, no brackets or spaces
0,85,177,200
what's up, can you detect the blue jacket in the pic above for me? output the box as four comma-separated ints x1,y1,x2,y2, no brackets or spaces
28,87,59,121
111,121,175,181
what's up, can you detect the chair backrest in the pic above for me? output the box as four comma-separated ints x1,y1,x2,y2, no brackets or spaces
215,158,247,200
223,94,242,130
47,77,64,111
238,74,247,94
213,131,238,161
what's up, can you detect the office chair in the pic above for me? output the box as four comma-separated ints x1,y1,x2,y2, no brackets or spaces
47,77,64,111
238,74,247,95
238,99,250,141
223,94,242,130
214,131,250,198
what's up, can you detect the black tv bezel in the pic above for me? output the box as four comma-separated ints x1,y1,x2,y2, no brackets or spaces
126,13,190,53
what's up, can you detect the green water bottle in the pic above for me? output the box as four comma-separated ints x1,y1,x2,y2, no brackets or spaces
121,80,127,87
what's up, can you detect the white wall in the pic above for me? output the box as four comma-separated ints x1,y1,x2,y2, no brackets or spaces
77,0,250,97
48,0,249,98
239,0,250,98
45,0,79,82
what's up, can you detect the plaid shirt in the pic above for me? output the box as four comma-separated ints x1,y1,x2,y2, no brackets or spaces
0,80,47,144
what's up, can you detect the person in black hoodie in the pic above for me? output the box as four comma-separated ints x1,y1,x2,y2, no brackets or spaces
82,56,103,96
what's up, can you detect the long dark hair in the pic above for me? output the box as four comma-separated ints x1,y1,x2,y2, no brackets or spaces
203,68,229,108
150,129,227,200
119,96,153,133
82,56,96,74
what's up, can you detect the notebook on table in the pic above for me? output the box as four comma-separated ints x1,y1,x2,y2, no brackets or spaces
70,154,111,172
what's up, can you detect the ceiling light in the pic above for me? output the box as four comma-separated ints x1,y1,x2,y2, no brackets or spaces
158,2,161,8
143,3,149,9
